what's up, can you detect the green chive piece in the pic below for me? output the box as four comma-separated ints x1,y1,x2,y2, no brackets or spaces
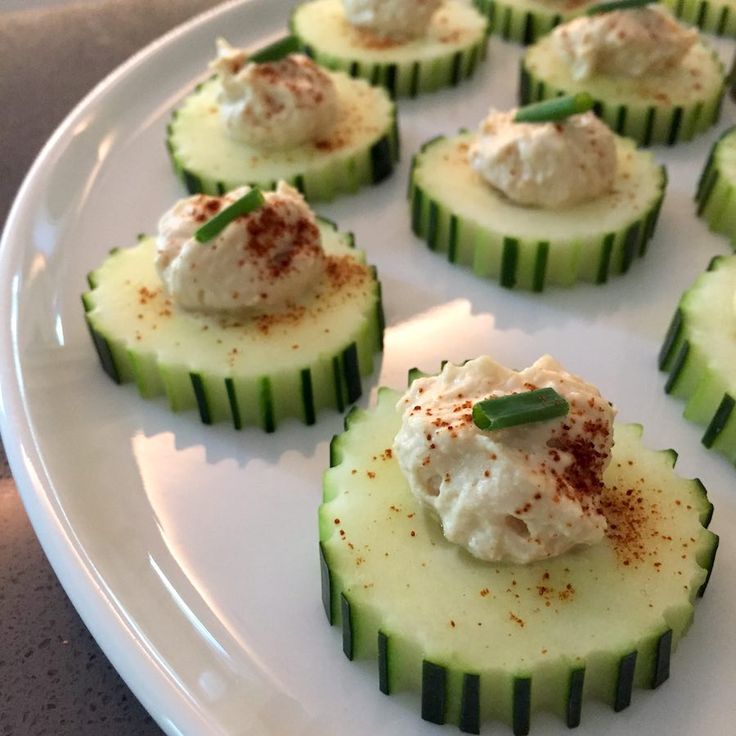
249,35,301,63
586,0,652,15
194,188,265,243
472,388,569,431
514,93,595,123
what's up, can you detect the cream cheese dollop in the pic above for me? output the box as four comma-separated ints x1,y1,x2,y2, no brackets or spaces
393,355,616,564
551,7,697,81
210,40,338,149
155,182,325,313
468,109,617,209
342,0,443,40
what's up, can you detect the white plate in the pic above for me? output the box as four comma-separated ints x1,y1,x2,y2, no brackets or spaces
1,2,735,734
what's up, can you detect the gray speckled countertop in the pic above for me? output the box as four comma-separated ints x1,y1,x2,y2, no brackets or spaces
0,2,223,732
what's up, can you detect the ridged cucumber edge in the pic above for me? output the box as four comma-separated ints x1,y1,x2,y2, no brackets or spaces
473,0,575,45
518,51,726,147
290,6,490,98
408,135,667,291
319,379,719,732
694,125,736,246
81,230,385,432
659,255,736,461
165,89,400,201
663,0,736,38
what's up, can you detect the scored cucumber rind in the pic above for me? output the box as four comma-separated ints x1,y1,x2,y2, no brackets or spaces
166,71,399,201
409,133,666,290
695,125,736,245
472,0,595,45
319,380,717,732
82,219,384,432
520,38,726,146
290,0,489,98
661,0,736,37
659,253,736,461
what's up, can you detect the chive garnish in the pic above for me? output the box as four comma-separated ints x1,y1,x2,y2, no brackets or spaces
514,93,595,123
586,0,653,14
472,388,569,431
194,188,265,243
249,35,301,63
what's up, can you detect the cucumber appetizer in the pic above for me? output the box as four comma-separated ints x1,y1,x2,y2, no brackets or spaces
661,0,736,37
167,42,399,200
82,184,384,431
472,0,596,45
409,96,666,290
290,0,489,97
660,254,736,461
520,3,726,146
320,357,718,733
695,125,736,244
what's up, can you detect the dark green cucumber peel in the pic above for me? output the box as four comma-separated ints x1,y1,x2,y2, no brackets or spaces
613,651,637,712
596,233,616,284
378,631,390,694
332,355,346,413
459,673,481,734
259,375,276,433
697,535,719,597
422,661,447,724
300,368,316,425
225,377,242,429
701,393,735,448
658,307,684,370
341,593,354,659
652,629,673,688
83,317,121,384
189,372,211,424
501,237,520,289
566,668,585,728
663,340,690,395
342,342,362,404
319,542,334,623
513,676,532,736
532,241,549,292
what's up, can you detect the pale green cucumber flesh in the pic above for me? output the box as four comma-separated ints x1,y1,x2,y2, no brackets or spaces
409,133,665,290
695,125,736,244
473,0,596,44
662,0,736,37
521,38,725,146
320,385,717,731
82,220,384,430
660,254,736,460
290,0,489,97
167,71,398,201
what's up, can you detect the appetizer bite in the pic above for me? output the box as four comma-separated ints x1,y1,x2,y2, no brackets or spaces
290,0,489,97
166,40,399,200
409,95,666,290
520,0,726,145
660,254,736,461
82,183,384,431
473,0,597,45
321,356,717,733
696,125,736,244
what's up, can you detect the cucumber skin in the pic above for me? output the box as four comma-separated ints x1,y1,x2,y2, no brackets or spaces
409,135,667,291
82,222,385,432
695,126,736,246
320,385,718,732
290,4,489,98
662,0,736,37
165,80,400,201
660,255,736,461
519,50,726,147
473,0,587,44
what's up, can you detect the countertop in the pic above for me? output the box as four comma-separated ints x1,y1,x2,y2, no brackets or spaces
0,2,223,733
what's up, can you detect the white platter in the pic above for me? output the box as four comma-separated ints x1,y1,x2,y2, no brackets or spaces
1,1,735,733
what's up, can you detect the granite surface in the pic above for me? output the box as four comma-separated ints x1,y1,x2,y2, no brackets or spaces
0,1,224,733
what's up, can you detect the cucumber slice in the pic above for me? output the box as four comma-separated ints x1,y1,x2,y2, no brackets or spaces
82,220,384,431
695,125,736,244
660,254,736,460
166,70,399,201
473,0,595,45
321,382,717,732
661,0,736,37
290,0,489,98
409,132,666,290
521,36,726,146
